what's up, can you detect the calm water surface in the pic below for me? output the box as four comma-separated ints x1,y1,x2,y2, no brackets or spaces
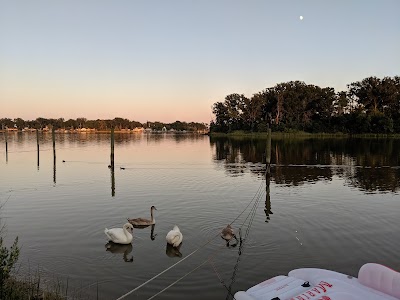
1,133,399,299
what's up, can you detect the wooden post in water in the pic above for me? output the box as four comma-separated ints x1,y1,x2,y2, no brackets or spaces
37,129,40,169
264,127,272,222
52,127,56,184
265,127,271,176
4,128,8,162
110,127,115,196
111,166,115,197
110,127,115,168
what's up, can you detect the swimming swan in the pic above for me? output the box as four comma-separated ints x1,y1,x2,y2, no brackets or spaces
221,224,238,246
127,205,157,227
166,225,183,247
104,222,134,244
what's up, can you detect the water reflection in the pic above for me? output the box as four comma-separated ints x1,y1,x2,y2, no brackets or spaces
264,187,273,223
224,231,244,300
105,242,133,262
264,131,273,223
110,165,115,197
165,243,182,258
150,224,157,241
210,136,400,193
130,224,157,241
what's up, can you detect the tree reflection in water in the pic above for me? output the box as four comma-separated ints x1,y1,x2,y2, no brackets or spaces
210,136,400,193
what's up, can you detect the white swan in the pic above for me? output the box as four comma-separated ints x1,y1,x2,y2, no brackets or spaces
127,205,157,227
166,225,183,247
104,222,134,245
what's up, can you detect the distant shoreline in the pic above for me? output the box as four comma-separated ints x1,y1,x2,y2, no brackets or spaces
0,129,209,134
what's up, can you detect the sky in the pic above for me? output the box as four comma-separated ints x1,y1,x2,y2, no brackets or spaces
1,1,399,123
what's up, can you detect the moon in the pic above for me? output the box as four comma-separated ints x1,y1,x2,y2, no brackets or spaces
299,16,304,20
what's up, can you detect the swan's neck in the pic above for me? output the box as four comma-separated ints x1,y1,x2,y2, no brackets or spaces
123,227,131,238
151,209,155,223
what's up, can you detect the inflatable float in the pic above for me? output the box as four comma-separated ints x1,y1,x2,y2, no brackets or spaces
234,263,400,300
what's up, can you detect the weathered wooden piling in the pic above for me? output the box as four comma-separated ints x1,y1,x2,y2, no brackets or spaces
110,127,115,168
4,129,8,162
52,127,56,183
37,129,40,169
52,127,56,155
264,127,272,222
110,127,115,196
265,128,271,178
2,123,8,156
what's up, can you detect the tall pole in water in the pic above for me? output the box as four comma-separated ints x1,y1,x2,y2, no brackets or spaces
111,127,115,168
4,126,8,162
52,127,56,184
37,129,40,169
264,126,272,222
110,127,115,196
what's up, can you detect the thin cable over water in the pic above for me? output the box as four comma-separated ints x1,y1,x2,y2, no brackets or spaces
115,179,265,300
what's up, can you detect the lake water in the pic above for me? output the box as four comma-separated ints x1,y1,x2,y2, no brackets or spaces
1,133,399,300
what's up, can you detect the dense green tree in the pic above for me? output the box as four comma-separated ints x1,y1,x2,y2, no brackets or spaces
212,101,230,132
242,94,263,131
335,91,350,115
13,118,25,130
348,76,398,115
211,76,399,134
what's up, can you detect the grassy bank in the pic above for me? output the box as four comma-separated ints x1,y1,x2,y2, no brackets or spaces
1,268,92,300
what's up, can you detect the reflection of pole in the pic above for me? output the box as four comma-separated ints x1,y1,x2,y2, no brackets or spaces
111,127,115,196
150,224,156,240
37,129,40,169
265,128,272,222
52,127,56,184
111,165,115,197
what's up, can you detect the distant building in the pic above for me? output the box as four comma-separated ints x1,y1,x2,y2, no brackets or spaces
132,127,144,133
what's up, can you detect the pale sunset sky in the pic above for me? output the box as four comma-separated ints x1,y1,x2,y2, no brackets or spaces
1,1,399,123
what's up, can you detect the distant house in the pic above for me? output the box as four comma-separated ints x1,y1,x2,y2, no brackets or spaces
162,126,167,132
144,127,152,133
132,127,144,133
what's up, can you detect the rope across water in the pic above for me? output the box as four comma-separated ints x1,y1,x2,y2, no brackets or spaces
116,178,266,300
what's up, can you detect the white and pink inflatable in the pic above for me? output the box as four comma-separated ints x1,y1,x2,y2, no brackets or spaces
235,263,400,300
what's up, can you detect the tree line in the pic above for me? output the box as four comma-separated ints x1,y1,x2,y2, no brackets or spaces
0,117,208,132
211,76,400,134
